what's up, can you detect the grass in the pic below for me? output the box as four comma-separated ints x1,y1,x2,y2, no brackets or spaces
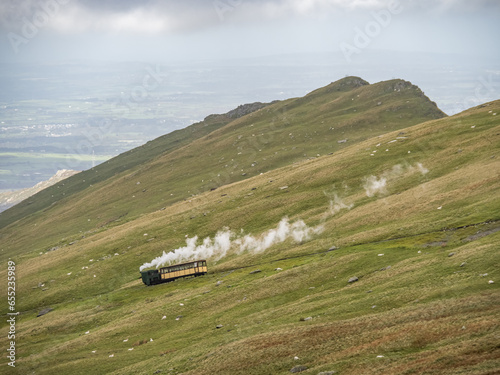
0,78,498,374
5,232,498,374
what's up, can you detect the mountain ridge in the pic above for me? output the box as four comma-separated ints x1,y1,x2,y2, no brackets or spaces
0,77,445,240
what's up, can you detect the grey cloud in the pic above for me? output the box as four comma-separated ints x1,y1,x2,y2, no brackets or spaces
2,0,498,35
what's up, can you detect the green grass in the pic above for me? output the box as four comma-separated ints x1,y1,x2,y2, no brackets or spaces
0,78,498,374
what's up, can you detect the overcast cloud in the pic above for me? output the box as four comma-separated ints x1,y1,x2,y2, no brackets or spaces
0,0,499,62
1,0,499,34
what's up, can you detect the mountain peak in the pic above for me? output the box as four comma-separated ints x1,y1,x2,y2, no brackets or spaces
326,76,370,91
303,76,369,99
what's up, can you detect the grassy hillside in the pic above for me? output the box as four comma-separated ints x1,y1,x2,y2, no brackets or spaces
0,77,445,259
0,81,498,374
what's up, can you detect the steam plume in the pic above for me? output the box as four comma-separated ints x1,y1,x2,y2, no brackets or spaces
363,162,429,197
363,175,387,197
139,217,323,271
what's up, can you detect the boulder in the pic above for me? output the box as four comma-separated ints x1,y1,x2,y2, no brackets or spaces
37,308,53,317
290,365,308,373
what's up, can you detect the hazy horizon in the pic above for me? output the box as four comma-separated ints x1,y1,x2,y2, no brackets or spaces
1,0,499,63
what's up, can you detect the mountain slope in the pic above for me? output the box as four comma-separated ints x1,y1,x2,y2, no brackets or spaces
0,78,500,375
0,77,445,258
0,84,498,375
0,97,494,375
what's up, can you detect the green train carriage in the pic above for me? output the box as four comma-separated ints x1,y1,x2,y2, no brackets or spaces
141,260,207,286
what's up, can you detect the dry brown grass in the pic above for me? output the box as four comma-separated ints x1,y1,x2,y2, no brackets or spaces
181,292,500,375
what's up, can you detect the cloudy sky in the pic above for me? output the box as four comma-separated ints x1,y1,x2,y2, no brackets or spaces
1,0,499,63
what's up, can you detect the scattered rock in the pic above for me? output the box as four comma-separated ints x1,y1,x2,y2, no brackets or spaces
175,316,182,321
249,269,262,275
328,246,338,251
37,308,53,317
463,227,500,242
275,267,283,271
337,139,347,144
216,280,223,286
216,324,224,329
348,276,359,283
448,252,455,257
300,317,312,321
225,102,270,119
460,262,466,267
280,186,289,190
489,280,494,284
290,365,308,373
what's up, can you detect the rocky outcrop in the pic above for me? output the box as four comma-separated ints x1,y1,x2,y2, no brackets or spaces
0,169,80,213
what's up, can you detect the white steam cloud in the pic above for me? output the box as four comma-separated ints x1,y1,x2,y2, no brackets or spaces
363,176,387,197
363,162,429,197
323,192,354,217
140,162,427,271
139,217,324,271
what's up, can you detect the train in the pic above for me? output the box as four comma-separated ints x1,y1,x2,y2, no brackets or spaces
140,260,208,286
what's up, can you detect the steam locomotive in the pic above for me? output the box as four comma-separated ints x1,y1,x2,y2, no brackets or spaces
140,260,207,286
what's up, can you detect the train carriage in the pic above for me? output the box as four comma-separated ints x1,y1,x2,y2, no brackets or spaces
141,260,207,286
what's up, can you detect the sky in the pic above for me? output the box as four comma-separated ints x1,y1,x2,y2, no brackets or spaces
0,0,499,63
